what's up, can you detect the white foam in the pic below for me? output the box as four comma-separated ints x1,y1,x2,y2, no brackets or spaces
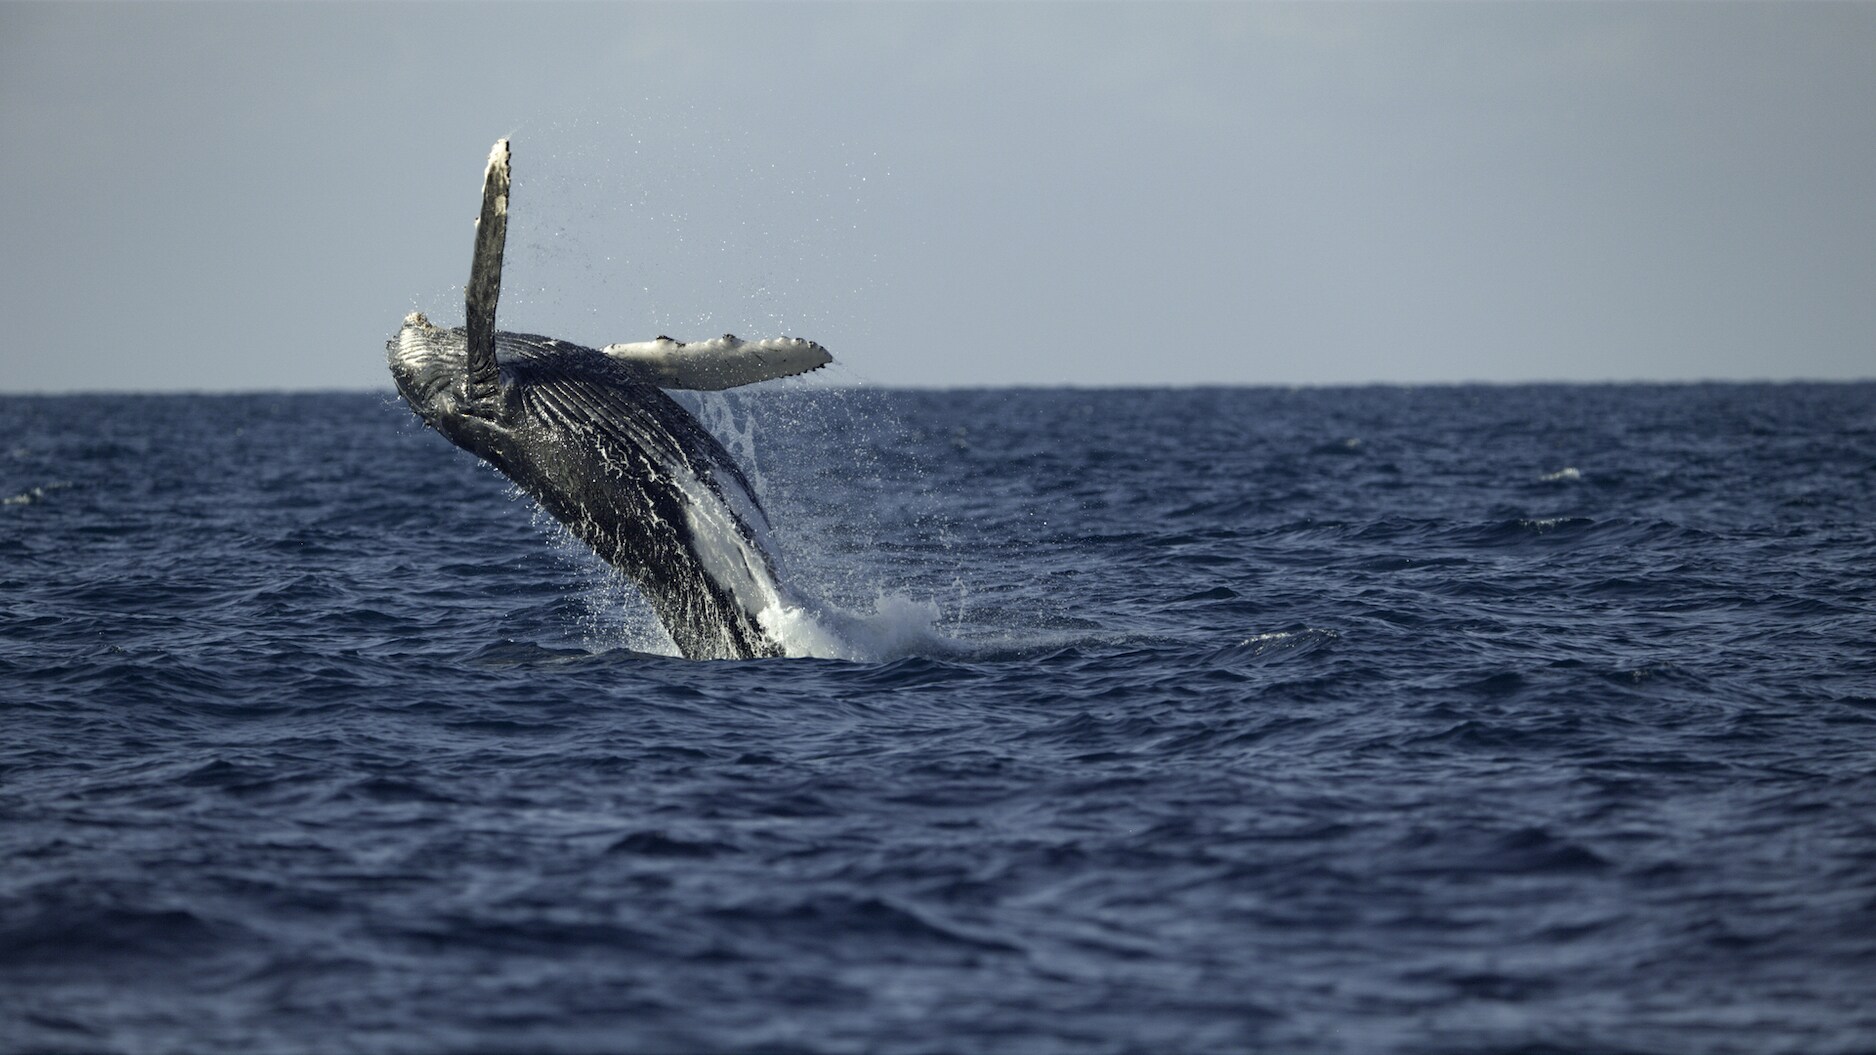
3,482,71,506
768,593,958,663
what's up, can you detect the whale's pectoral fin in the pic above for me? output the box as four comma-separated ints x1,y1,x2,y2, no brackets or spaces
464,139,510,400
600,334,833,391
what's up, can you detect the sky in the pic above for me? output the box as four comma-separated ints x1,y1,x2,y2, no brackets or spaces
2,2,1872,391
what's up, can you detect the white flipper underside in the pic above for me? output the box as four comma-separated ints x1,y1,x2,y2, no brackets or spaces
602,334,832,391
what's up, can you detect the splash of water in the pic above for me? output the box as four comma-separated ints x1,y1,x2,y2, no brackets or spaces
536,387,966,662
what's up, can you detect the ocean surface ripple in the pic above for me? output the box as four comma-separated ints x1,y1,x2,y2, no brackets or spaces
3,383,1874,1053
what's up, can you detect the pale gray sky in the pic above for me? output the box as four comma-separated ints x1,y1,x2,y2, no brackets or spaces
2,2,1872,391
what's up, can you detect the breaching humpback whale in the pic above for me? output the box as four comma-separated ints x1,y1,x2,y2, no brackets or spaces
387,139,831,659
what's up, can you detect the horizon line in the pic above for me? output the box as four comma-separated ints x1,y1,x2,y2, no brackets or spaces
4,376,1874,398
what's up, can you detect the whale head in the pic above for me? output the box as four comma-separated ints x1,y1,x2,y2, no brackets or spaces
386,311,512,454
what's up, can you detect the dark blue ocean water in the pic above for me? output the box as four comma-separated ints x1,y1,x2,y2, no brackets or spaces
3,383,1874,1054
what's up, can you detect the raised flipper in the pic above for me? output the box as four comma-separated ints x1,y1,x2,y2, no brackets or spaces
601,333,833,391
464,139,510,400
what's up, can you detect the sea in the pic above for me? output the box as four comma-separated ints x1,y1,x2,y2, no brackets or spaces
2,382,1873,1054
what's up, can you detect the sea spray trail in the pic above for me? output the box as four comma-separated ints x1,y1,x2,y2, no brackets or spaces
2,384,1874,1053
504,381,966,663
675,383,974,662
